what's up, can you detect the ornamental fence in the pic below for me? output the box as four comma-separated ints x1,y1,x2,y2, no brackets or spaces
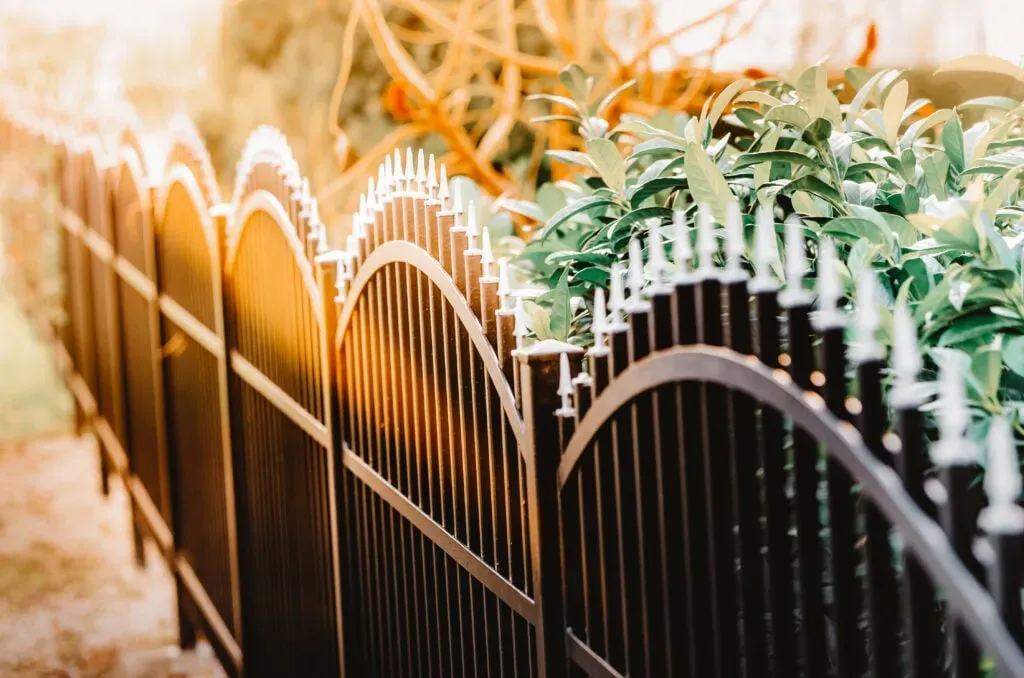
3,98,1024,678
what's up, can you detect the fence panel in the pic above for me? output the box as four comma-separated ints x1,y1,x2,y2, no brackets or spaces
332,155,544,678
157,154,240,671
224,143,342,678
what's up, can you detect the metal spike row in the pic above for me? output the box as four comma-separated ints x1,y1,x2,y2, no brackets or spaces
481,227,495,278
513,296,528,351
891,305,922,407
979,416,1024,533
672,210,693,283
696,204,717,278
931,356,979,466
466,202,479,250
850,270,883,364
814,238,843,328
724,200,746,279
607,263,629,332
627,237,650,310
751,202,778,292
779,214,811,307
590,287,608,352
497,257,512,310
556,352,575,416
647,219,669,290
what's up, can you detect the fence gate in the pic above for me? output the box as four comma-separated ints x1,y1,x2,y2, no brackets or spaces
223,147,343,677
156,148,241,673
333,166,542,678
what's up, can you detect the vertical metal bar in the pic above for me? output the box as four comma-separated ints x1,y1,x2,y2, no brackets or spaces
818,323,864,678
892,391,941,678
519,342,579,678
751,285,796,678
855,358,901,678
722,272,767,678
784,299,827,677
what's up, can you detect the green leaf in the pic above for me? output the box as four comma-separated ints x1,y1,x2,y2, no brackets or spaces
530,115,580,126
731,107,764,130
497,198,545,222
572,266,611,287
586,138,626,193
899,109,953,151
547,268,572,341
802,118,833,149
780,175,846,211
883,79,909,147
942,115,965,173
822,216,889,246
938,312,1022,347
524,300,554,340
605,206,674,239
1004,335,1024,378
732,150,820,171
539,196,617,239
526,92,585,117
536,184,568,219
958,96,1021,111
627,177,688,208
922,153,950,199
558,64,589,102
764,105,811,129
984,165,1024,216
707,78,754,130
683,142,735,223
546,150,596,170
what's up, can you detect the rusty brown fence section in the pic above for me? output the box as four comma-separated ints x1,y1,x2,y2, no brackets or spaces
5,101,1024,678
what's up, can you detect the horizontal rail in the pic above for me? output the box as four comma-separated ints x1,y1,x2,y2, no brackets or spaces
342,444,537,620
230,351,330,448
177,557,243,670
159,295,224,359
82,228,114,263
114,256,157,302
567,632,622,678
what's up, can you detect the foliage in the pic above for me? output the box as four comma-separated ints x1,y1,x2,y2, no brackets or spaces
510,60,1024,444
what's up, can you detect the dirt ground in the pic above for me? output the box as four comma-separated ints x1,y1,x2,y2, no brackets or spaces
0,293,221,677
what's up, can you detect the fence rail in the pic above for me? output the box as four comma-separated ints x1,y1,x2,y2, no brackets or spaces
3,98,1024,678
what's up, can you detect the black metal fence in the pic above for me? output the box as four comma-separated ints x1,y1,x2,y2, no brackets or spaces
3,101,1024,678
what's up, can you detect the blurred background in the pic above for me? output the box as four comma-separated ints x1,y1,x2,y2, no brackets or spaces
3,0,1023,227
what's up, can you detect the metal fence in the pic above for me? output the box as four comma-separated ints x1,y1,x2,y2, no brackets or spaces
4,102,1024,678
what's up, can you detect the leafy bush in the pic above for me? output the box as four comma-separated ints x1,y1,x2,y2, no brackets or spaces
507,61,1024,444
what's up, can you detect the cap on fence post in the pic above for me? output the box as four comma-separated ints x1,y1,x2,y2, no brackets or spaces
518,338,583,677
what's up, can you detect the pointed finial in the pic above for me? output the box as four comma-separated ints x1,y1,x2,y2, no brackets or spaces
481,226,494,276
815,238,843,328
453,180,464,227
932,355,979,466
627,237,647,308
891,305,922,407
779,214,810,306
377,163,387,198
697,203,717,277
351,213,364,240
316,222,329,255
427,154,439,200
384,155,393,194
405,147,415,190
438,165,450,209
672,210,693,283
416,149,427,192
366,177,377,209
590,287,608,352
751,202,779,292
850,269,883,363
393,148,403,187
557,352,575,416
466,201,479,250
647,219,668,288
979,416,1024,533
335,257,348,297
607,263,628,331
498,257,511,309
724,200,745,278
514,296,528,350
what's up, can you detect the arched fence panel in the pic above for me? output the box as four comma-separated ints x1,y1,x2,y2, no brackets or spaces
111,148,168,562
224,151,342,678
333,168,545,678
547,271,1024,678
156,158,241,673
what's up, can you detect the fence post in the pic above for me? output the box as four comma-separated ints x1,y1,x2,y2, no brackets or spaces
314,248,348,678
518,339,581,677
